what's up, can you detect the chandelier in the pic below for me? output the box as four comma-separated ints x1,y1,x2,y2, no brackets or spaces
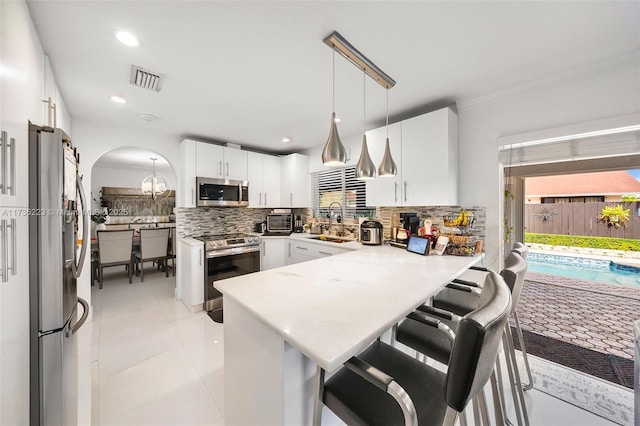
141,158,167,200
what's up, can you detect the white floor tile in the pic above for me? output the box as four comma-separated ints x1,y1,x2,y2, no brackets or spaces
174,312,223,345
101,380,223,426
100,346,201,423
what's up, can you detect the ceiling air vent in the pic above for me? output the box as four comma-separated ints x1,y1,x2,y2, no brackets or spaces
129,65,163,92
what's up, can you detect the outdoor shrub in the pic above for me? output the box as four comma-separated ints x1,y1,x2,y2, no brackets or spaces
525,233,640,252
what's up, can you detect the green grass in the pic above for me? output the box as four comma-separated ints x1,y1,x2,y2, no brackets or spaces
525,233,640,252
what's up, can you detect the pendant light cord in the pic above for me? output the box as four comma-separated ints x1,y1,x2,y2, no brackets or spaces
332,49,335,113
386,89,389,138
363,69,366,134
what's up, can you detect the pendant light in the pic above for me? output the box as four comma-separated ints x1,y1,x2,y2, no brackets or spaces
141,158,167,200
378,89,397,177
355,69,376,180
322,49,347,166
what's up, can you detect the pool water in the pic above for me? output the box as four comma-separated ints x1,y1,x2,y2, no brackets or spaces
527,252,640,288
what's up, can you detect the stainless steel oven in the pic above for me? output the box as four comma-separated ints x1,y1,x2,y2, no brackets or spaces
197,233,261,322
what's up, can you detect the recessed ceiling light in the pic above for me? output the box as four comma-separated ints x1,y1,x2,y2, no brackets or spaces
334,117,341,123
282,137,291,143
115,31,140,47
110,95,127,104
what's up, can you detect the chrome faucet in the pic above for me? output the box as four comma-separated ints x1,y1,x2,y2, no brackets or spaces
328,201,344,231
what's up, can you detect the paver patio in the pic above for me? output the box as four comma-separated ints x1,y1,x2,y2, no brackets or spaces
516,271,640,359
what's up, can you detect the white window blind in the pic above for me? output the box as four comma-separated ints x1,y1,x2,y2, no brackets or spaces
311,166,370,220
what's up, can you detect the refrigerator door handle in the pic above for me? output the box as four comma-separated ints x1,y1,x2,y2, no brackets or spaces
0,131,6,195
74,174,89,278
66,297,89,337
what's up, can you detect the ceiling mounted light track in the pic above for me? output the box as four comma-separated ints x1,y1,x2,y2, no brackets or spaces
323,31,396,89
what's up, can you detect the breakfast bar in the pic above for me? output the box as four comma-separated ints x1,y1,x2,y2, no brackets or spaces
216,245,482,425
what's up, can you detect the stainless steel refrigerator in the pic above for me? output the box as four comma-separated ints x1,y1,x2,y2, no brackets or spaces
28,124,89,426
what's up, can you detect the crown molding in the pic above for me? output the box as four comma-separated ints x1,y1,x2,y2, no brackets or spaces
457,49,640,112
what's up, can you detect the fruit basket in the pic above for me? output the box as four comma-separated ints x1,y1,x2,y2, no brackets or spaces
444,243,477,256
442,209,474,228
446,235,479,245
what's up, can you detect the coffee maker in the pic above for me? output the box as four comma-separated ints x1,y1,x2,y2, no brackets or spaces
400,213,420,236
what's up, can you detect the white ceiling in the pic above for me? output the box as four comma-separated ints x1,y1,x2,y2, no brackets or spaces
27,1,640,157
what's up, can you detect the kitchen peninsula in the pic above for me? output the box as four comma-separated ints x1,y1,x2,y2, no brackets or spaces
216,246,482,425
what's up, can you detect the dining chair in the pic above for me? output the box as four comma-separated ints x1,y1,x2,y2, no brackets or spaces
133,228,170,282
96,229,135,289
399,251,530,426
166,227,176,276
313,271,511,426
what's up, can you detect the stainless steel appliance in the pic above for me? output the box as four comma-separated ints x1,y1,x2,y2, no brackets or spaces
360,220,383,245
196,177,249,207
197,233,261,323
266,213,292,233
28,125,89,426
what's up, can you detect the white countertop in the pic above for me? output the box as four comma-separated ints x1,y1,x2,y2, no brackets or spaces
178,236,204,247
216,245,481,371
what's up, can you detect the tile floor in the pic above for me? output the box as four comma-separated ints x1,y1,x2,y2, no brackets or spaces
89,266,625,425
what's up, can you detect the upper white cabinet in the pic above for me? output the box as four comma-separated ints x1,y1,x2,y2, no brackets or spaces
281,153,309,208
366,107,458,207
179,139,249,207
196,142,248,181
248,152,281,208
365,122,402,207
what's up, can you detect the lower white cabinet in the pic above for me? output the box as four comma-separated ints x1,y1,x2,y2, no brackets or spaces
0,212,29,426
261,238,286,270
286,239,345,265
177,238,204,312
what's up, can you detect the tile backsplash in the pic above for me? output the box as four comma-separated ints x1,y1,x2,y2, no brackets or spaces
176,207,308,238
375,206,486,241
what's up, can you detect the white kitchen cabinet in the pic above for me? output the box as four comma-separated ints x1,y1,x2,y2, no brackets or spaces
43,56,71,135
401,108,458,206
248,152,281,208
261,238,286,270
365,107,458,207
196,142,248,181
281,153,309,208
178,140,197,207
177,238,205,312
288,240,315,265
365,122,402,207
0,212,29,426
286,239,345,265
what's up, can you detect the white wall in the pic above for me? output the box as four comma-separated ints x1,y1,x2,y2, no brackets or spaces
458,60,640,268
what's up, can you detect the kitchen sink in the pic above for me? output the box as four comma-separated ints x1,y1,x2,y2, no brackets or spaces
309,235,355,244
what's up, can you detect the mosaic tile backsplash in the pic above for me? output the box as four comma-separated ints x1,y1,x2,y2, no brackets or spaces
176,207,308,238
375,206,486,241
176,205,485,242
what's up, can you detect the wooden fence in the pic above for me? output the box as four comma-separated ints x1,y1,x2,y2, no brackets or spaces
524,202,640,239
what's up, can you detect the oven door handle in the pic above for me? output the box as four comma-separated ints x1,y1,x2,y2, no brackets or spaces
206,245,261,258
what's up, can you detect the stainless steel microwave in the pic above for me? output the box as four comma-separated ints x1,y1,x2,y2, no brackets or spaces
196,177,249,207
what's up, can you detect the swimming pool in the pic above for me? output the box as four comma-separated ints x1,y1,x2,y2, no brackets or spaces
527,252,640,288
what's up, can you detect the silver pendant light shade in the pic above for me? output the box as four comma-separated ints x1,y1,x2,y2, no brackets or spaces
378,89,397,177
355,69,375,180
378,137,397,177
322,49,347,167
355,135,376,180
322,112,347,166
